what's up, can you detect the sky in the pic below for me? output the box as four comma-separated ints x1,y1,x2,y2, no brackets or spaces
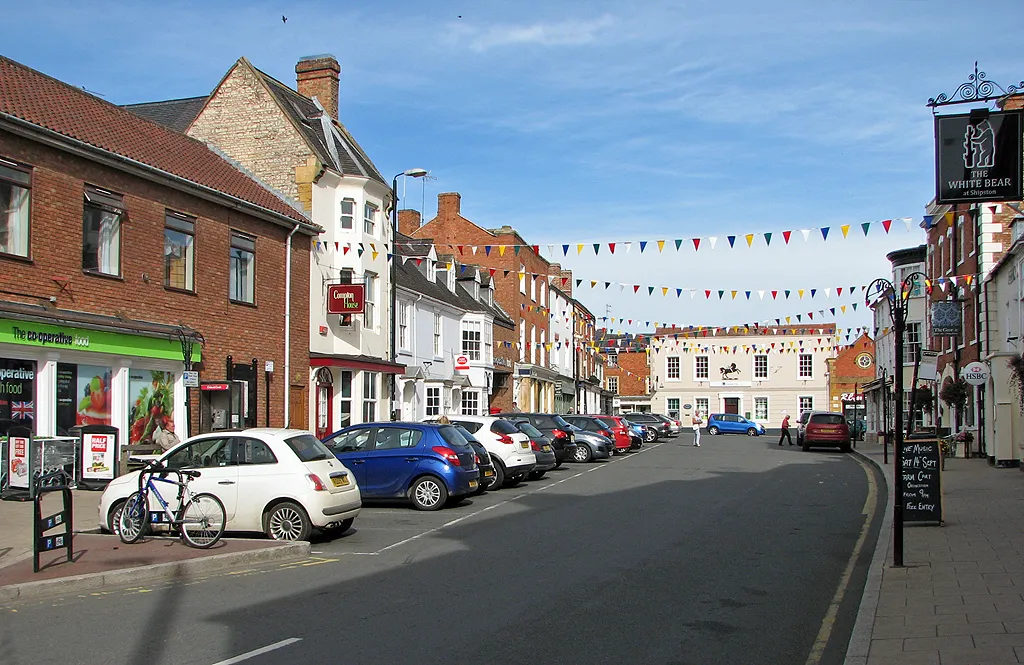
5,0,1023,339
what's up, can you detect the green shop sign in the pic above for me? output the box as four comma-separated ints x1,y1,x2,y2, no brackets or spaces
0,318,200,362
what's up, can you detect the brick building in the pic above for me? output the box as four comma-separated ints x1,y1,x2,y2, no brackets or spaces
0,56,318,452
405,192,558,412
597,330,651,413
825,333,875,422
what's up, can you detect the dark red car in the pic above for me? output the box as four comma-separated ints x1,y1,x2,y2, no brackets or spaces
581,415,637,453
801,412,852,452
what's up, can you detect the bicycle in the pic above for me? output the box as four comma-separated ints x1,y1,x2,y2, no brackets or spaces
117,459,226,549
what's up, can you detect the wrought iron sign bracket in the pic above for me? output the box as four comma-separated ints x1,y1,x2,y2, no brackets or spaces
928,62,1024,113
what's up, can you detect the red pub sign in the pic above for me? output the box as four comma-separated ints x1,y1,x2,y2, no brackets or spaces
327,284,365,315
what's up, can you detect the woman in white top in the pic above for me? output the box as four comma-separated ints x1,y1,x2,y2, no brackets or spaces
691,412,703,447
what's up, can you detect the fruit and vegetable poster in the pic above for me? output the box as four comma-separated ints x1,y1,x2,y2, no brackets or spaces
56,364,112,434
0,358,36,436
129,370,175,445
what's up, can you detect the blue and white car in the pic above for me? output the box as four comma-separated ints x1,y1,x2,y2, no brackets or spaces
706,414,766,436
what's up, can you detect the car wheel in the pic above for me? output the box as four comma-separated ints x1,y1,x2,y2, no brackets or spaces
323,517,355,536
802,440,810,452
473,480,489,495
528,470,546,480
554,459,563,469
265,501,312,541
840,441,852,453
573,444,593,463
747,427,757,437
708,426,720,435
644,429,657,443
490,460,506,489
410,476,448,511
107,500,127,535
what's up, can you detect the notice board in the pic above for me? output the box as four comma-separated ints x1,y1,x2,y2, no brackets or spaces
902,438,943,524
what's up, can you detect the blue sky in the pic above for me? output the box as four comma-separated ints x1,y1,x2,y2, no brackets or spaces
6,0,1023,337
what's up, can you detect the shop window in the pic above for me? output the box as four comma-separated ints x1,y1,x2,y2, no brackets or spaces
695,397,709,415
362,372,378,422
229,232,256,304
0,359,36,435
754,397,769,421
667,398,680,419
82,185,123,276
128,370,175,445
56,364,113,435
165,211,195,291
0,158,31,258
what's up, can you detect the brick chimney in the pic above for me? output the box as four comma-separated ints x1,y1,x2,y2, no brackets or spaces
437,192,462,219
296,55,340,120
398,209,421,237
999,92,1024,111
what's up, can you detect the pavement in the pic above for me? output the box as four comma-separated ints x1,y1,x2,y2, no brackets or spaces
0,487,309,603
848,440,1024,665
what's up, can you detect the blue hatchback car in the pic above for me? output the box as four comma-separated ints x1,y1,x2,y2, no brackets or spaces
706,414,766,436
321,423,480,511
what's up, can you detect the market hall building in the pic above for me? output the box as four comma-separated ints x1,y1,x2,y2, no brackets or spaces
0,56,319,445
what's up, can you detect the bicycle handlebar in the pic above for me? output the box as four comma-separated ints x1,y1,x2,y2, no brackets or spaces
134,458,202,485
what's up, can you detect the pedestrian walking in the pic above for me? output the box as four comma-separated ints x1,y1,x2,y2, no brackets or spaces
691,412,703,447
778,412,793,446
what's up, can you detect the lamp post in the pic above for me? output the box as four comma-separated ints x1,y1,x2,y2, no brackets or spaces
390,168,429,420
867,271,926,567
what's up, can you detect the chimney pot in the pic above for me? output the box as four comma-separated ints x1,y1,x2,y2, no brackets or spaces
296,54,341,121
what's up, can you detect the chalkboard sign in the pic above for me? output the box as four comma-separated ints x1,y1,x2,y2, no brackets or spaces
902,439,942,524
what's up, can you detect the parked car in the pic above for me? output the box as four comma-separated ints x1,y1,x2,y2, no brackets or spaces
452,425,496,494
795,411,812,445
565,415,630,454
100,429,362,541
706,414,766,436
623,413,670,442
425,415,536,488
801,412,852,452
510,420,557,479
650,413,680,436
623,419,648,446
507,413,611,463
589,414,643,451
500,413,579,464
322,423,480,511
846,416,867,441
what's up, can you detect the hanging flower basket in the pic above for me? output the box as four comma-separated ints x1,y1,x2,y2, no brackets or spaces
940,378,970,409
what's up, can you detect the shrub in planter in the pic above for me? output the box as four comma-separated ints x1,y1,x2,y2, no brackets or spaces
940,378,970,409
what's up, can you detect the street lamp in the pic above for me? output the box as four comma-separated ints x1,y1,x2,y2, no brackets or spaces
866,271,926,567
390,168,429,420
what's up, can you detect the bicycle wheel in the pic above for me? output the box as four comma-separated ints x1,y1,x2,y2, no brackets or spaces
118,491,149,544
179,492,226,548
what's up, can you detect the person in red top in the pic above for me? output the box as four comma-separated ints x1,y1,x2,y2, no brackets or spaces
778,413,793,446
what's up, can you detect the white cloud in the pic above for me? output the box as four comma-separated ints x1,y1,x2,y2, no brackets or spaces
447,14,617,52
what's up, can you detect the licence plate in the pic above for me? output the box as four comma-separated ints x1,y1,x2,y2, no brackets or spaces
819,428,837,434
469,480,478,489
520,442,529,450
542,445,552,452
484,469,494,477
331,475,350,487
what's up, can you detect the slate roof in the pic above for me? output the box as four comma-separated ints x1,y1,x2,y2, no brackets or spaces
122,96,207,132
0,56,314,229
123,59,387,188
395,260,514,329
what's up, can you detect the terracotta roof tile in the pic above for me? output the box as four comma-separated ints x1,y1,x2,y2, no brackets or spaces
0,56,314,229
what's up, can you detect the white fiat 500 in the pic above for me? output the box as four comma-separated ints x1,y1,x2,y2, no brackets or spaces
99,428,361,541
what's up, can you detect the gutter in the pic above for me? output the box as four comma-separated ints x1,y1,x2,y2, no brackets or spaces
0,114,321,236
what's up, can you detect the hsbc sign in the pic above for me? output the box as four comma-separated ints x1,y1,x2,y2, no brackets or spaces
327,284,365,315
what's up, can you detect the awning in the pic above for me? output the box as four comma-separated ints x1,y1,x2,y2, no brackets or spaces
310,352,405,374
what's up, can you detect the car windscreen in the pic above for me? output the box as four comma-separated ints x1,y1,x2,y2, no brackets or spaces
454,425,482,444
491,419,520,435
285,433,334,462
515,421,544,438
438,426,473,450
810,414,846,425
455,420,482,434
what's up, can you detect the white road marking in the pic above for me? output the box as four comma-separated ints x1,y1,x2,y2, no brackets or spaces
211,637,302,665
805,454,878,665
355,441,666,555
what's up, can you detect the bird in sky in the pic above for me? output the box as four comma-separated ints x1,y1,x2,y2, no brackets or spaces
282,15,287,23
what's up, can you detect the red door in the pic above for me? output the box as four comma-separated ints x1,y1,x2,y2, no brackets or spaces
724,398,740,415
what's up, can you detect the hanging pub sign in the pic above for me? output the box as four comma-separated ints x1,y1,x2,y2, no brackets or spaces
930,301,962,336
327,284,365,315
935,110,1022,204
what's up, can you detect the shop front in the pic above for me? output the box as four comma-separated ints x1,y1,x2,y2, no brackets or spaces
0,314,193,449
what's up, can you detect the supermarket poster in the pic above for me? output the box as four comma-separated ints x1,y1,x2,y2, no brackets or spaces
56,363,112,434
129,370,175,445
0,358,36,436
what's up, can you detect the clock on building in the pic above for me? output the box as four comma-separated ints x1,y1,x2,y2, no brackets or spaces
855,353,873,369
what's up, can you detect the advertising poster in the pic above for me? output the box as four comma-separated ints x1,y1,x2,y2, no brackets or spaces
8,435,30,489
56,364,112,434
129,370,175,445
81,432,115,480
0,358,36,436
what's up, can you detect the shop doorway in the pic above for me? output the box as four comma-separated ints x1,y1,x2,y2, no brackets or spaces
724,398,740,414
314,368,333,439
289,385,308,429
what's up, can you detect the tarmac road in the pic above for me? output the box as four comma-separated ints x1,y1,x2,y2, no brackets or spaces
0,433,883,665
